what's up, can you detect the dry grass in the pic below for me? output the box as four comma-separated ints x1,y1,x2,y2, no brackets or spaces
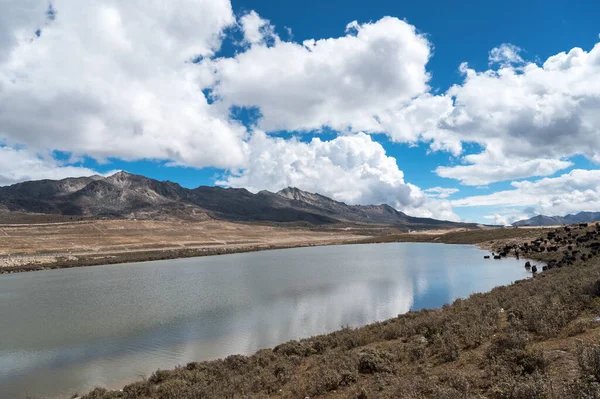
0,219,370,272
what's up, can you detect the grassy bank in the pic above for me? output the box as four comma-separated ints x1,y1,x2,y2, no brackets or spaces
63,223,600,399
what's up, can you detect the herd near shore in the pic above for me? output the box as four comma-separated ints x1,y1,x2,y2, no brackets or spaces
485,222,600,273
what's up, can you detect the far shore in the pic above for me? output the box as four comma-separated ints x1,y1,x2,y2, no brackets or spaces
0,218,554,274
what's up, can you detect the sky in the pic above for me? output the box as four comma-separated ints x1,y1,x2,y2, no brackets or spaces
1,0,600,225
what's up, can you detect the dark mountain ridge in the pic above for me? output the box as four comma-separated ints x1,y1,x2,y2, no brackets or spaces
0,172,474,229
512,212,600,226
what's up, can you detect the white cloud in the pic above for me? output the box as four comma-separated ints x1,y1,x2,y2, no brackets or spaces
0,146,105,186
424,187,459,199
0,0,246,169
483,213,530,227
488,43,524,66
207,24,600,187
208,16,432,134
452,169,600,216
441,46,600,161
0,0,49,61
452,44,600,158
377,93,460,154
219,132,459,221
435,147,573,185
207,26,600,186
411,41,600,184
239,11,278,46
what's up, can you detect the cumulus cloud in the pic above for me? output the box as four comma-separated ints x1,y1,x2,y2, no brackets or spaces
0,146,106,186
208,17,432,133
452,169,600,216
219,132,459,221
0,0,246,169
208,27,600,186
443,46,600,160
430,42,600,182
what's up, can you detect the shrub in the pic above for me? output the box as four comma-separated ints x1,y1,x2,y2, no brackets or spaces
433,331,460,362
81,388,122,399
149,369,172,384
273,341,312,357
486,332,547,376
224,354,249,370
492,373,549,399
578,344,600,382
565,376,600,399
122,381,152,398
155,380,190,399
358,349,392,374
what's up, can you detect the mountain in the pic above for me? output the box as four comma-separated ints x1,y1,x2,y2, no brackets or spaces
0,172,474,229
512,212,600,226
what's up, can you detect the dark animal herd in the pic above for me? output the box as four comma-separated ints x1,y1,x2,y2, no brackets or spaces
486,222,600,274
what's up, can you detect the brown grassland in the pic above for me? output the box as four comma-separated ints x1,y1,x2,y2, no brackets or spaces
0,219,375,273
21,221,600,399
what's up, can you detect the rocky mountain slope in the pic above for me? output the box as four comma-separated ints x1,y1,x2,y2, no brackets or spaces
0,172,473,228
513,212,600,226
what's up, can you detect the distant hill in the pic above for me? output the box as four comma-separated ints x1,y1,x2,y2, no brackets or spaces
0,172,475,229
512,212,600,226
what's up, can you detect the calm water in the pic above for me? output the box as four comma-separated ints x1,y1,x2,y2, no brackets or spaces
0,243,531,398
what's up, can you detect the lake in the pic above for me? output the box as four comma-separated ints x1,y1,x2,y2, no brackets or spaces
0,242,532,398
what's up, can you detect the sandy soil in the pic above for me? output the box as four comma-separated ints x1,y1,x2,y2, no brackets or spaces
0,220,370,268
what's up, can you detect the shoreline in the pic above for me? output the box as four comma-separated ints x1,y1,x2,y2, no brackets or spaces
0,226,556,275
0,239,360,274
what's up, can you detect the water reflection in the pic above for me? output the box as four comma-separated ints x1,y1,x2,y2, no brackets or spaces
0,243,530,398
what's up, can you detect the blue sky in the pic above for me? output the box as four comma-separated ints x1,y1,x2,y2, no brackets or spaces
1,0,600,224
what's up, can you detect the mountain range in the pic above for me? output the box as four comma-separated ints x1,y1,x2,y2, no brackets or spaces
512,212,600,226
0,172,474,229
